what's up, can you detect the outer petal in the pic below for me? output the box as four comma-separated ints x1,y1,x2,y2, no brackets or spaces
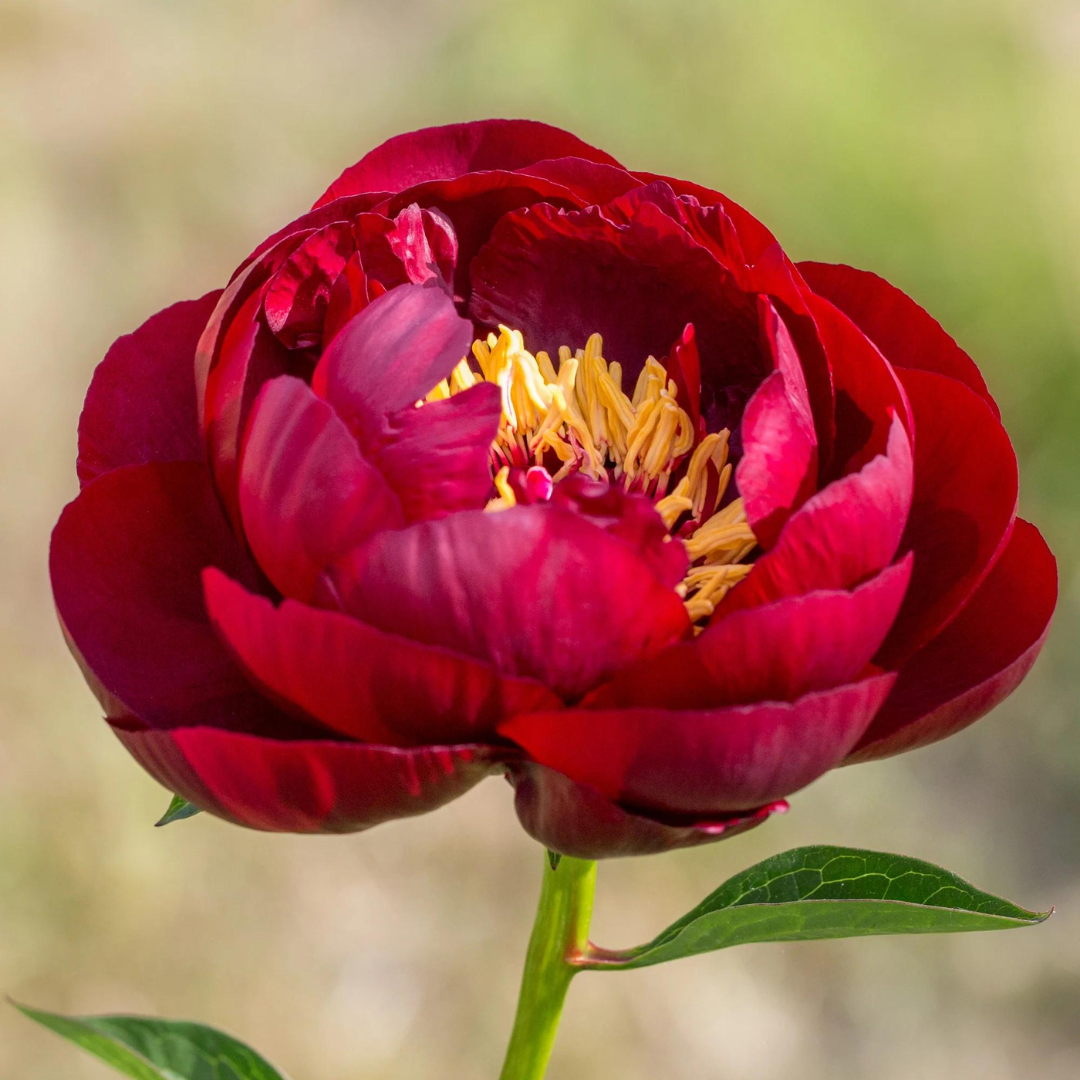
238,376,402,601
77,292,221,486
501,675,896,814
311,283,475,441
587,557,912,710
114,725,502,834
798,261,998,418
876,368,1018,664
720,414,913,615
736,298,818,548
50,461,302,735
508,762,787,860
203,569,561,746
329,505,690,701
314,119,621,206
849,519,1056,763
803,290,910,478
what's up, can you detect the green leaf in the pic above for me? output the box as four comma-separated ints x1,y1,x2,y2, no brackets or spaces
155,795,201,827
15,1003,291,1080
547,849,562,872
583,846,1050,971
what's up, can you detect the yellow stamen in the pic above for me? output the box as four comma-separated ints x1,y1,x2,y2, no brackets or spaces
454,326,756,622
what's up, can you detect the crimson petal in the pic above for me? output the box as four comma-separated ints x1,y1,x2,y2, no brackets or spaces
850,519,1056,763
721,413,912,615
508,762,787,860
51,461,295,734
77,292,221,486
312,282,474,442
798,261,999,418
736,298,818,547
314,119,621,206
329,505,690,701
587,557,912,710
203,569,561,746
876,368,1018,665
114,725,503,834
238,376,402,601
501,675,896,815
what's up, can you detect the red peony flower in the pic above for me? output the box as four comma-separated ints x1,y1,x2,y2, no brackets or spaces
52,119,1057,857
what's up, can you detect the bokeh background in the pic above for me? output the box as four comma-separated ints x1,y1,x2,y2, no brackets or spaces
2,1,1078,1077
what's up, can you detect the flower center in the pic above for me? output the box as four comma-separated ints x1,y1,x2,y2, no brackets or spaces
427,326,757,623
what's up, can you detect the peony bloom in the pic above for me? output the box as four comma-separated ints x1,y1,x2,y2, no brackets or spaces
52,120,1056,857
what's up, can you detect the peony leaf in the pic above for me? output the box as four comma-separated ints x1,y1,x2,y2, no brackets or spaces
582,846,1050,970
155,795,201,827
15,1003,291,1080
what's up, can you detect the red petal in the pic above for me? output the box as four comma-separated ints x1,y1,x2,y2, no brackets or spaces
587,557,912,710
508,762,787,859
850,519,1056,763
314,120,621,206
877,369,1018,664
238,376,402,601
804,290,911,478
329,505,690,701
736,298,818,547
374,383,503,522
798,261,999,418
468,197,766,394
501,674,896,815
203,569,560,746
114,724,502,833
51,461,295,733
515,157,641,203
263,223,355,348
77,292,221,486
311,283,474,443
721,413,913,614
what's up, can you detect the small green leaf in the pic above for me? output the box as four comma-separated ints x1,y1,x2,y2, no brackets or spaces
547,850,562,872
15,1003,291,1080
155,795,201,827
583,846,1050,970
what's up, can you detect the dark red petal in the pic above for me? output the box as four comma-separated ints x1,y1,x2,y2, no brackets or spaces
877,368,1018,665
238,376,402,601
51,461,291,732
850,519,1056,763
798,261,999,419
468,197,765,393
721,413,913,615
329,505,690,701
515,157,641,203
508,762,787,859
374,383,503,522
311,283,474,443
314,120,621,206
736,298,818,548
263,223,355,349
630,171,780,267
501,674,896,815
804,290,911,479
114,724,502,833
587,557,912,710
77,292,221,487
203,569,560,746
201,286,293,528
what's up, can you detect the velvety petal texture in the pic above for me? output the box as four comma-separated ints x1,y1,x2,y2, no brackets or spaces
52,119,1054,851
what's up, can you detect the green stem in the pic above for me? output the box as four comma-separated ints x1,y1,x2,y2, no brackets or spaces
498,853,598,1080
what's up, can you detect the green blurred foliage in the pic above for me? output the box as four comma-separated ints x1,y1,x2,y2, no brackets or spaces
1,1,1077,1078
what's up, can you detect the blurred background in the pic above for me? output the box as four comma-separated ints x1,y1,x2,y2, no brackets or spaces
1,0,1078,1077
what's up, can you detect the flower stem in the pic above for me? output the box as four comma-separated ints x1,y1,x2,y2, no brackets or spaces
498,852,597,1080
